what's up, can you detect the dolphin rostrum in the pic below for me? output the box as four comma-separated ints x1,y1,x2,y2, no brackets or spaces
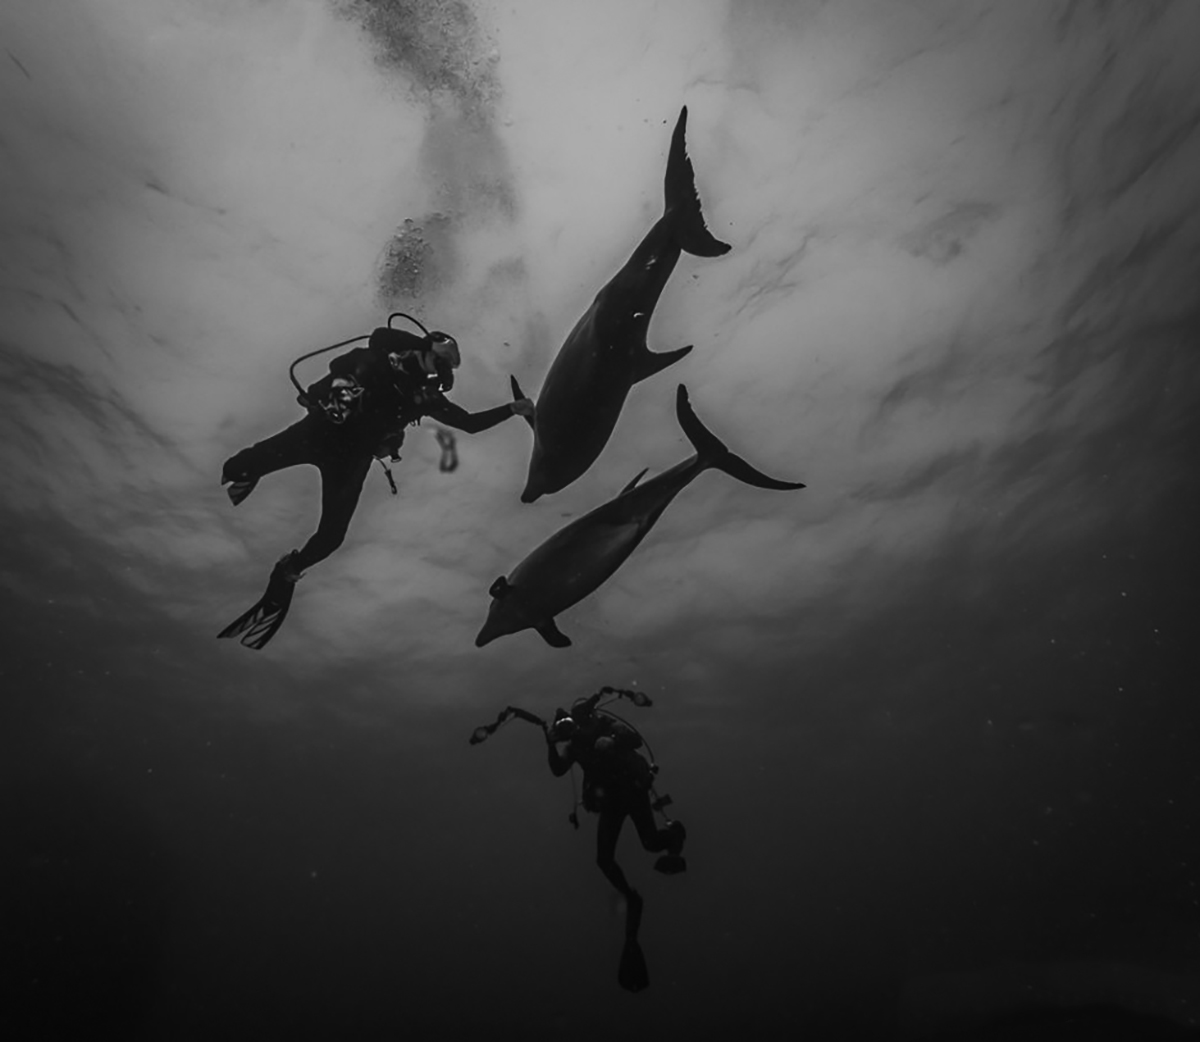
515,106,731,503
477,385,804,648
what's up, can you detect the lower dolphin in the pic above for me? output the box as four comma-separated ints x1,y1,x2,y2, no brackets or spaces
477,385,805,648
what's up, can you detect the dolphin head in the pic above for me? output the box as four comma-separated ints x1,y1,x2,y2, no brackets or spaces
519,480,545,505
519,465,561,504
520,444,573,504
475,575,529,647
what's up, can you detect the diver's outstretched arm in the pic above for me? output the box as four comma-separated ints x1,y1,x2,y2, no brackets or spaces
468,705,546,745
424,397,529,435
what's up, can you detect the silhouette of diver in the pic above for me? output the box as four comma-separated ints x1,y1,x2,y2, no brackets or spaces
218,315,533,650
470,687,685,992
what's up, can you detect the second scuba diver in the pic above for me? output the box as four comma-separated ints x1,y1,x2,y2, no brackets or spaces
218,316,534,650
469,686,686,992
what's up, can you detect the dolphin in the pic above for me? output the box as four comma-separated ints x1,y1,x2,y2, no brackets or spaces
477,385,804,648
516,106,731,503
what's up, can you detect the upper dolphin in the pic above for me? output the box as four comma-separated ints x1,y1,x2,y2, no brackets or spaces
515,106,730,503
477,385,805,649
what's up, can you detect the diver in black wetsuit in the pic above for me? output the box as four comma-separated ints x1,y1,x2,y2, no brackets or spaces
218,321,533,650
469,687,685,991
547,691,686,992
544,695,687,895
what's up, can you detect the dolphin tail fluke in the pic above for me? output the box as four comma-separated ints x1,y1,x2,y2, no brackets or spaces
509,374,535,431
664,106,731,259
676,384,806,491
632,343,692,384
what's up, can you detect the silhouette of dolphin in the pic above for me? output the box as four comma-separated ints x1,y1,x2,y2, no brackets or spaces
516,107,731,503
477,385,804,648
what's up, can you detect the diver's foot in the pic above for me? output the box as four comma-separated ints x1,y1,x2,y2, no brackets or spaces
225,478,258,506
653,853,687,875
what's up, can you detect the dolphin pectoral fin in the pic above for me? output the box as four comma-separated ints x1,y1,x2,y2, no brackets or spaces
620,468,649,495
509,375,535,431
535,619,572,648
632,343,692,385
676,384,806,491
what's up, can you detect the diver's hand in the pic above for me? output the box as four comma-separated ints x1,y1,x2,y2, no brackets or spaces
594,736,614,752
509,397,535,418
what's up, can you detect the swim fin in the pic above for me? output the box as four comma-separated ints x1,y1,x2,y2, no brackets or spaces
618,938,649,993
653,820,687,874
618,890,649,992
653,854,687,875
217,552,301,650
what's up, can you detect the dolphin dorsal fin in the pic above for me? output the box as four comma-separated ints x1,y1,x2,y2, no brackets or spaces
620,468,649,495
509,375,535,431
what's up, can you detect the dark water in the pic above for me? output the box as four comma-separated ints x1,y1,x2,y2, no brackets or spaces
4,437,1197,1039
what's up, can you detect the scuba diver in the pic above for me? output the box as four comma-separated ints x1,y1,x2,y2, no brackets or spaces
218,314,534,650
469,686,686,992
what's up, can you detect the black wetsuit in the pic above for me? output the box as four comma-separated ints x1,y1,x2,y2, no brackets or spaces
222,341,513,576
547,716,678,899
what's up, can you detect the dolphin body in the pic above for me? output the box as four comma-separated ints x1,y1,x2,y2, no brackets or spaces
477,385,805,648
515,107,731,504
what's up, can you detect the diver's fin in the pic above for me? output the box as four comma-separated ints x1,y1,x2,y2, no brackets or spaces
535,619,572,648
619,468,649,495
618,892,649,992
618,937,650,992
217,556,299,650
676,384,805,491
509,374,535,431
664,106,730,258
654,854,687,875
631,343,692,385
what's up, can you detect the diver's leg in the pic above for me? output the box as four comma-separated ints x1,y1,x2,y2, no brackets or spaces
221,415,320,504
628,794,672,853
217,440,370,651
629,793,687,874
595,807,636,899
290,450,374,572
